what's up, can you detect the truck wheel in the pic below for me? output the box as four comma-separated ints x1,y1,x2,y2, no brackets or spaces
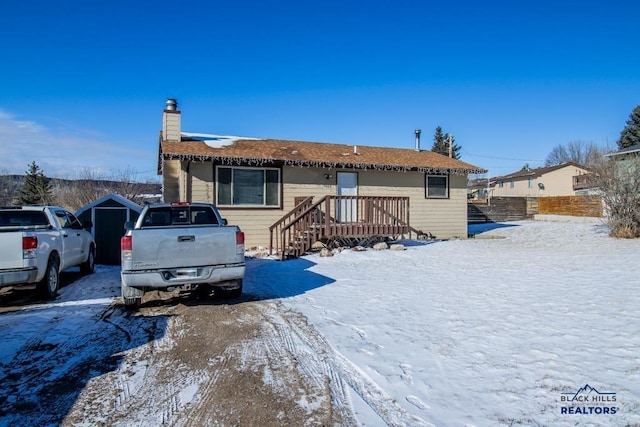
80,245,95,275
38,257,60,299
228,279,243,298
123,296,141,308
121,281,143,309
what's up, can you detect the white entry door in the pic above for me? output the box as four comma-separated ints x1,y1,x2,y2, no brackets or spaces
337,172,357,222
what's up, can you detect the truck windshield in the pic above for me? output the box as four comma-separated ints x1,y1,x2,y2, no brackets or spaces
142,207,219,226
0,211,50,227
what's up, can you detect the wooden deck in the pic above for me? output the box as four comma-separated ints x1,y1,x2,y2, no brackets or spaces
270,196,410,259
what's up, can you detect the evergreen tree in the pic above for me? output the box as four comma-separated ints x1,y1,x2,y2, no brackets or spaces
431,126,461,159
617,104,640,149
16,161,54,205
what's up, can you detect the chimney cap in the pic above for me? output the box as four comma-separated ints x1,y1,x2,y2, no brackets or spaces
165,98,178,111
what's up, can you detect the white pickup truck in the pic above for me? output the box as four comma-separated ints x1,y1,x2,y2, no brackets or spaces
120,202,245,307
0,206,96,299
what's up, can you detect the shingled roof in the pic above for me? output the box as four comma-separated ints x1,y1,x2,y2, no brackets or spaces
493,162,588,181
159,134,486,175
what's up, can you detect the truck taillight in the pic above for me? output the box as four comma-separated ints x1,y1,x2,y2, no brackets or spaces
23,236,38,250
121,235,132,251
236,231,245,255
121,235,132,262
23,236,38,259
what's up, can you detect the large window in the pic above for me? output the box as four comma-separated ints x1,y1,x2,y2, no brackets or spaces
426,175,449,198
216,166,280,207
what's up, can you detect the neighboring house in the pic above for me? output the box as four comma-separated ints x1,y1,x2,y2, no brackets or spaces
467,178,490,200
604,143,640,184
605,143,640,160
157,99,485,255
490,162,591,198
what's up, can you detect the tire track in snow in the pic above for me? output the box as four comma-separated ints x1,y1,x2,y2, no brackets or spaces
260,301,433,427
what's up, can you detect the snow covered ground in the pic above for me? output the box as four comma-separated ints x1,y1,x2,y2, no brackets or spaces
1,219,638,426
248,219,640,426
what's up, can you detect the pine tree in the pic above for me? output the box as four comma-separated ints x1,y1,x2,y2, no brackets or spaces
16,161,54,205
431,126,461,159
617,104,640,149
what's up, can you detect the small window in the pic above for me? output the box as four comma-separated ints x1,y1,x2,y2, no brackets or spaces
528,178,534,188
426,175,449,198
499,181,504,188
216,166,281,207
510,180,515,188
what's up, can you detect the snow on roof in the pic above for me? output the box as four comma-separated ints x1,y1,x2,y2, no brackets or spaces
180,132,263,149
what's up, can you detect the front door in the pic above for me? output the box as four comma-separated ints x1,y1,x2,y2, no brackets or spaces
337,172,357,222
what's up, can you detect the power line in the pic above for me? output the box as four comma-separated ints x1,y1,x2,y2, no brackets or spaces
461,150,544,163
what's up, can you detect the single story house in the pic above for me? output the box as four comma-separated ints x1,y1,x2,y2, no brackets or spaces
157,99,485,256
490,162,591,198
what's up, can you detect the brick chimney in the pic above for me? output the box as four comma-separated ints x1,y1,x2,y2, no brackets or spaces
162,98,181,142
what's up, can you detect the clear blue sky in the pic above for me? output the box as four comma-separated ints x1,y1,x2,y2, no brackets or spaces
1,0,639,181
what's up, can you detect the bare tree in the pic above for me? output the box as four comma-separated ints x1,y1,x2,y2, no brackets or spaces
0,169,18,205
545,141,605,167
54,167,154,212
592,157,640,238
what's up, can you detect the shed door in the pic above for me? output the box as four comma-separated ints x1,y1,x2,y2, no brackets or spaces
337,172,357,222
95,208,128,265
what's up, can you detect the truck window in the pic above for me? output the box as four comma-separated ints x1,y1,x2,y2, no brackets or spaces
55,211,70,228
0,211,49,227
66,212,84,229
191,207,218,225
142,206,219,226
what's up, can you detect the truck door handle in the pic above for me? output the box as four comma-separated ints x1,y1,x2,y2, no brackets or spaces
178,235,195,242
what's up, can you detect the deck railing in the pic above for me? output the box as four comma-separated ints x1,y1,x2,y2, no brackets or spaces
269,195,410,259
573,174,594,191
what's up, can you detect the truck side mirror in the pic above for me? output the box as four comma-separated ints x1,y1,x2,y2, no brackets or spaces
221,218,228,226
124,221,135,230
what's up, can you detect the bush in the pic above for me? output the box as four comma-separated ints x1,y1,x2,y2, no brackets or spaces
593,157,640,238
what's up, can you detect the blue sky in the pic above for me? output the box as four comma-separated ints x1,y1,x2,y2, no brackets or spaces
1,0,639,181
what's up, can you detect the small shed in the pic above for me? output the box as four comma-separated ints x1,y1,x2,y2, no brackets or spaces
76,194,142,265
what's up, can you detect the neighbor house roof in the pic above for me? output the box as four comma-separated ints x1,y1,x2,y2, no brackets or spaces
493,162,588,182
159,133,486,175
604,143,640,157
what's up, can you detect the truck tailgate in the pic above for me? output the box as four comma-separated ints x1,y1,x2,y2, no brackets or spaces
129,226,240,271
0,232,24,270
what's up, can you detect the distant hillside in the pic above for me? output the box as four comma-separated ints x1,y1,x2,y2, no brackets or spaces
0,175,162,209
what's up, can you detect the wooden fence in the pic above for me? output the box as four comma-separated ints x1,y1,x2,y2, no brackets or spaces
469,195,603,223
468,197,534,223
537,196,603,217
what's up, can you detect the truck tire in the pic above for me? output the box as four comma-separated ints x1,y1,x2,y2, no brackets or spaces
228,279,243,298
121,281,143,309
80,245,95,275
123,296,141,308
38,256,60,299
